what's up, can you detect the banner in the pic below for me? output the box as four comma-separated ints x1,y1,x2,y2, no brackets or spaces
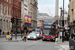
24,15,28,23
28,16,31,23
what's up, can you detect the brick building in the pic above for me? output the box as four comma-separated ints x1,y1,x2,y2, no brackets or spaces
0,0,21,35
12,0,21,29
0,0,12,34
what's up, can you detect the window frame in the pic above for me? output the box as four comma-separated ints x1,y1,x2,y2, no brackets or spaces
1,4,3,14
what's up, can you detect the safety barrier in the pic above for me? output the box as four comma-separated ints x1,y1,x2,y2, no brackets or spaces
69,38,75,50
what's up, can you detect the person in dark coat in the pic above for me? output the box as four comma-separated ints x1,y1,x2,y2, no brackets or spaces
21,28,24,38
0,29,2,35
66,32,70,41
71,33,73,39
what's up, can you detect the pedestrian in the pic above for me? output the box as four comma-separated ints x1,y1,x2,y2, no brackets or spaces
6,32,10,40
23,30,27,42
7,31,9,35
22,27,27,42
10,35,12,40
0,29,2,35
71,33,73,39
73,33,75,40
3,31,4,35
59,31,62,39
11,29,13,36
66,32,70,41
21,28,24,38
65,30,67,41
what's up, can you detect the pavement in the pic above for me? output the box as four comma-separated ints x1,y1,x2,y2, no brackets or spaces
0,34,21,38
55,38,70,50
0,36,22,42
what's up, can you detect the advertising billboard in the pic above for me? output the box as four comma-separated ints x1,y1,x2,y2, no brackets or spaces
28,16,31,23
24,15,28,23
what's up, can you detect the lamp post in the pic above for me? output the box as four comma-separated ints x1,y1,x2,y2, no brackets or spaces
15,9,18,40
60,7,62,28
21,0,24,27
62,0,64,42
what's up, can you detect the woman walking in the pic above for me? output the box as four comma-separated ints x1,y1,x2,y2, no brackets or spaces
23,27,27,42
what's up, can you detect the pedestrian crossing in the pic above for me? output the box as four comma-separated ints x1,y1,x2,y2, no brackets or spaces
59,45,70,50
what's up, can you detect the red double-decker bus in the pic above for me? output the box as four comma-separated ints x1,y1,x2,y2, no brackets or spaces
42,19,59,41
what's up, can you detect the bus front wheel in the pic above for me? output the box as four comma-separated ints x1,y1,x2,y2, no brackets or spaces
42,38,45,41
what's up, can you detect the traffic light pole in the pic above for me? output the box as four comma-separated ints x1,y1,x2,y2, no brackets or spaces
62,0,64,42
15,10,17,40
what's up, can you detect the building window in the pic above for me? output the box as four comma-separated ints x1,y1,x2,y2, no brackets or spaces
9,8,11,15
4,0,5,1
4,3,6,14
24,8,27,10
9,0,11,3
0,4,1,13
6,6,8,15
1,4,3,14
6,0,8,2
24,4,27,7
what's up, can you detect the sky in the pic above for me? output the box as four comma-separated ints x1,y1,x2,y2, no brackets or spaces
38,0,69,17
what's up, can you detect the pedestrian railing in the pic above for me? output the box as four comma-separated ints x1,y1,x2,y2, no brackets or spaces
69,38,75,50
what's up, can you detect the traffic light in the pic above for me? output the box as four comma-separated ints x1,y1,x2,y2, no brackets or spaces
62,20,64,26
11,17,14,23
16,18,18,25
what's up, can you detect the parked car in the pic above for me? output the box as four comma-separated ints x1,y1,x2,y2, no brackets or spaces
27,32,37,40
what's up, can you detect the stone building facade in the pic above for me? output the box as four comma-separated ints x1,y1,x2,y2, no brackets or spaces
68,0,75,34
37,13,52,27
21,0,28,27
21,0,38,28
0,0,12,34
0,0,21,34
29,0,37,27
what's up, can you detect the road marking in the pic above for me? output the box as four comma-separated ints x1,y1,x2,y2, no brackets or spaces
59,48,62,50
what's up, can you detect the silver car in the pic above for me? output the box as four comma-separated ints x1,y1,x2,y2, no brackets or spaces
27,32,37,40
32,31,42,39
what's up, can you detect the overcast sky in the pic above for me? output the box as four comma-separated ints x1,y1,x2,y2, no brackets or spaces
38,0,69,17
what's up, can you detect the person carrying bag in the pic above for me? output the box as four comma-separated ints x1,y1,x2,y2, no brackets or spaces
23,30,27,42
23,27,27,42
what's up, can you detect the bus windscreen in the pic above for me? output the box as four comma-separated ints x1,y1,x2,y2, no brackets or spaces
43,25,55,35
43,19,56,36
44,20,55,25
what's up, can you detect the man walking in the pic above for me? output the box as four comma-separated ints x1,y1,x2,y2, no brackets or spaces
23,27,27,42
21,27,24,38
0,29,2,36
59,30,62,39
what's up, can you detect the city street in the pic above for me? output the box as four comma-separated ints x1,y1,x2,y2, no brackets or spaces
0,36,69,50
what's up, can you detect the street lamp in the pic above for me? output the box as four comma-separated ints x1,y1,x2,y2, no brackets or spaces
62,0,64,42
15,9,18,40
22,0,24,27
60,6,62,28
